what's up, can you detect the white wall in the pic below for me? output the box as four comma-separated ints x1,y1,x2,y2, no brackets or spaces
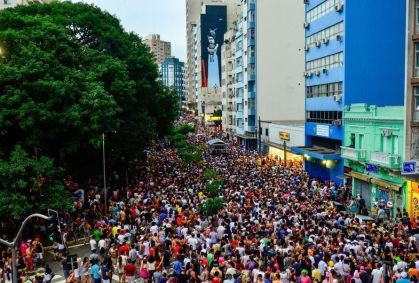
268,124,305,148
256,0,305,121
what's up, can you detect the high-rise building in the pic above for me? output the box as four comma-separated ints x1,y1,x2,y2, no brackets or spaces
221,29,237,139
256,0,305,152
142,34,171,65
185,0,240,115
404,0,419,221
292,1,406,184
0,0,51,9
161,56,185,107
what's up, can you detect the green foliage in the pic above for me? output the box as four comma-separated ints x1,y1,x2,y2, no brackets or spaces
0,1,179,186
171,124,195,135
213,110,222,117
0,146,72,220
202,197,224,216
203,169,218,181
206,179,224,196
168,133,187,144
178,144,203,164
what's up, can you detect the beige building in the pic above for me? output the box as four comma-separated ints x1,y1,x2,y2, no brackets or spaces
0,0,50,9
256,0,305,146
142,34,171,66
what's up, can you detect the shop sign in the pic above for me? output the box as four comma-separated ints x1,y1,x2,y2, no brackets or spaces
402,160,419,175
316,125,329,137
365,163,378,173
279,131,290,141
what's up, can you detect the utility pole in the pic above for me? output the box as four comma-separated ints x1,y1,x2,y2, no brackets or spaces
258,115,261,152
102,133,107,215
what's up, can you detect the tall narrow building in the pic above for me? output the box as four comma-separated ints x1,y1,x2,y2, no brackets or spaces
292,1,406,184
142,34,171,65
161,56,185,107
185,0,240,116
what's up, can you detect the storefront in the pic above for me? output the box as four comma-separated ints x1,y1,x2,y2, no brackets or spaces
266,122,305,165
349,170,405,216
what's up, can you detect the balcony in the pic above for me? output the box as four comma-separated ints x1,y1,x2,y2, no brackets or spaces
370,151,401,170
340,146,366,162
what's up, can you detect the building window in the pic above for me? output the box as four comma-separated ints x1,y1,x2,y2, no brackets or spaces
305,22,343,47
414,87,419,121
306,0,343,24
306,52,343,73
265,128,269,136
306,82,343,98
416,43,419,77
306,111,342,124
416,0,419,33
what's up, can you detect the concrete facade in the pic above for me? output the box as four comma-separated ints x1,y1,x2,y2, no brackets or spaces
142,34,171,66
0,0,51,9
256,0,305,149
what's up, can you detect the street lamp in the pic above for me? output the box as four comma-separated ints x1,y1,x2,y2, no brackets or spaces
0,213,50,283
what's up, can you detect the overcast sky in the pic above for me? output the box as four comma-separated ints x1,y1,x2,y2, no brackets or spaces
72,0,187,62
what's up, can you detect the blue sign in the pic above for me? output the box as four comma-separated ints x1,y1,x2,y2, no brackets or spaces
402,161,417,175
365,163,378,173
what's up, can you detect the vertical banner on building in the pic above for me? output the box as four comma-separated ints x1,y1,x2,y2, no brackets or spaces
200,5,227,88
407,181,419,222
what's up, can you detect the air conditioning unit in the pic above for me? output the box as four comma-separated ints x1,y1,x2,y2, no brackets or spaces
315,40,321,47
322,68,328,74
335,3,343,12
332,119,342,126
315,70,321,76
322,38,329,44
304,45,310,52
304,22,310,29
336,34,343,42
334,94,342,102
304,71,312,78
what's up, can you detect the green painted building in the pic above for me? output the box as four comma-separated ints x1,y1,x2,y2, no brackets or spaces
341,103,406,216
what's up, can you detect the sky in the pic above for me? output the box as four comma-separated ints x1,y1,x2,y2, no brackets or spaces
72,0,187,62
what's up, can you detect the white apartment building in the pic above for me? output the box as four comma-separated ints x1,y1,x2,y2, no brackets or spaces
221,29,236,138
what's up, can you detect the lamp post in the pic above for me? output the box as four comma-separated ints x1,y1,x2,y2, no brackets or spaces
102,133,107,215
0,213,50,283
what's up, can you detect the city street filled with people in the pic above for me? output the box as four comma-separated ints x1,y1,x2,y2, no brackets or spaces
2,117,419,283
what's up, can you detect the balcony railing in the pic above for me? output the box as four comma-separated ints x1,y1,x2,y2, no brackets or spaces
340,146,366,162
370,151,401,170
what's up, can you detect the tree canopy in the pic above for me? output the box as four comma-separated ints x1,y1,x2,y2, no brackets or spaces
0,1,178,220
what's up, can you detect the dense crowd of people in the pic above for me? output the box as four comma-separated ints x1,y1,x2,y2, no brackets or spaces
2,116,419,283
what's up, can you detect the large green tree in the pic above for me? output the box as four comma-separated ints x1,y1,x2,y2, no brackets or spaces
0,2,178,219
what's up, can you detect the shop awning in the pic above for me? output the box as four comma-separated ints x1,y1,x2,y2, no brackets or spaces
291,146,341,160
348,171,403,191
370,178,402,192
349,171,371,182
